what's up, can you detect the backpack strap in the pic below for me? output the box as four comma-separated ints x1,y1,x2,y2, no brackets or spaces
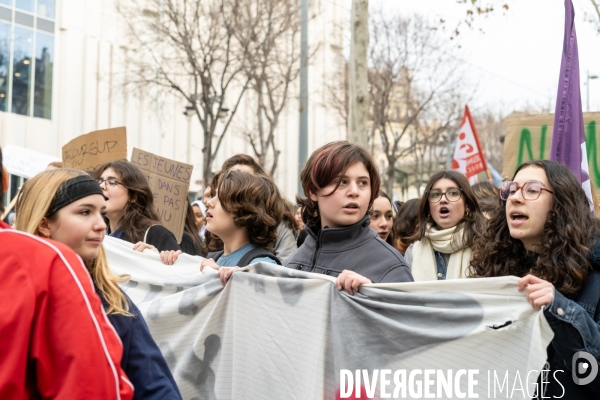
206,250,224,262
143,224,160,243
238,247,282,267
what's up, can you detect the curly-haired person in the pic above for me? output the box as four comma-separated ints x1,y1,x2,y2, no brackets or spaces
469,160,600,399
199,170,284,285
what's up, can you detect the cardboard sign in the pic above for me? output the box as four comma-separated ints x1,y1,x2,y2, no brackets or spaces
502,112,600,196
62,127,127,171
130,147,193,242
2,144,61,178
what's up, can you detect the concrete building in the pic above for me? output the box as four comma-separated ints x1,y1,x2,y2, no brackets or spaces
0,0,347,209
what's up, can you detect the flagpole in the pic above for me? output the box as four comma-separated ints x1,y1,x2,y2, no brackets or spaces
464,106,493,181
550,0,594,213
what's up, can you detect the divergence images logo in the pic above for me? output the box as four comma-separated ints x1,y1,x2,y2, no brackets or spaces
572,351,599,385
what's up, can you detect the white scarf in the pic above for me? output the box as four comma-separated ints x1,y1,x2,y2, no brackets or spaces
411,224,472,281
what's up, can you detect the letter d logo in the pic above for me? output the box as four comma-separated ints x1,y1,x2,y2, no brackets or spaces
572,351,598,385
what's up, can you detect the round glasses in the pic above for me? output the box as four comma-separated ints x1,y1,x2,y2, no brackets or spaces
499,180,553,201
427,188,462,203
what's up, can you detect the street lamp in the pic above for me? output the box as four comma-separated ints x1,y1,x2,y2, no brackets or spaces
586,71,598,112
184,101,196,117
184,101,195,165
182,94,230,165
182,94,230,120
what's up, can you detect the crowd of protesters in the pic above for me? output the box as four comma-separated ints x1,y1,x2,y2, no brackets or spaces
1,140,599,399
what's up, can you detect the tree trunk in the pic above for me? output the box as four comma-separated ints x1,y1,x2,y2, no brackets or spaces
385,156,395,195
202,135,213,190
348,0,369,147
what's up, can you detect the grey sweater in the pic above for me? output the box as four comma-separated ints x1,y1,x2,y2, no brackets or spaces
285,216,413,283
274,222,298,264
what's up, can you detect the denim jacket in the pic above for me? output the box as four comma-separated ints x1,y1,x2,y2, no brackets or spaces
540,240,600,399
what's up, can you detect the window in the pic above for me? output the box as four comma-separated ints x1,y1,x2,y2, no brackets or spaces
16,0,34,13
12,26,33,115
0,22,10,111
34,31,51,117
0,0,54,119
36,0,53,18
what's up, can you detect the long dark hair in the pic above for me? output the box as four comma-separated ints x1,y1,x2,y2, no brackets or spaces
184,202,207,256
471,181,498,200
469,160,600,295
394,198,420,253
413,170,485,249
93,160,161,242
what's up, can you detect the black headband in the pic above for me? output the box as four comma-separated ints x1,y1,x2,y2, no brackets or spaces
46,175,106,217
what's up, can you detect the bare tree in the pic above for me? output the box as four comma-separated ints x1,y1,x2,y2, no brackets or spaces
368,12,466,195
119,0,252,185
348,0,369,147
232,0,301,175
471,109,507,173
407,92,465,195
454,0,600,35
327,58,349,128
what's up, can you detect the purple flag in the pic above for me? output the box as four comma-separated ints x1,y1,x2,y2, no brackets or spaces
551,0,594,211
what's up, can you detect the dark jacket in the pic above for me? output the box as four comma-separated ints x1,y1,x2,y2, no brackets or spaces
540,238,600,399
180,232,203,256
285,216,413,283
100,291,182,400
115,225,181,252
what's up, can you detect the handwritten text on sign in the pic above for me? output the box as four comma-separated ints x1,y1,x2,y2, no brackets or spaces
503,113,600,185
62,127,127,171
130,148,193,242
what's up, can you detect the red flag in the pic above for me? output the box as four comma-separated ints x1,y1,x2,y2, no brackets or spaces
452,106,491,184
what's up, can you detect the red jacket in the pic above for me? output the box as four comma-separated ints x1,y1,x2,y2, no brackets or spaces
0,223,134,399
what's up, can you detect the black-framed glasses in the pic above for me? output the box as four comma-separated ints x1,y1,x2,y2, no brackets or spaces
427,188,462,203
499,180,553,201
96,177,123,188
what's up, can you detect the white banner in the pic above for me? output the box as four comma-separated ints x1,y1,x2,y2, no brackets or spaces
2,144,60,178
104,236,553,400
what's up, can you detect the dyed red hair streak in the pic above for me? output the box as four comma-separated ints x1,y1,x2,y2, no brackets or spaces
297,141,380,224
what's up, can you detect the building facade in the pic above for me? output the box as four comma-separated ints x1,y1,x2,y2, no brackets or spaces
0,0,347,207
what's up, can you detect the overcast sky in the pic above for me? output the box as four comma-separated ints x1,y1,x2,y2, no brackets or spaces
341,0,600,114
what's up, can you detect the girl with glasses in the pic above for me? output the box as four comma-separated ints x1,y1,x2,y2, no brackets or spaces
93,160,182,253
404,170,485,281
469,160,600,398
14,168,182,400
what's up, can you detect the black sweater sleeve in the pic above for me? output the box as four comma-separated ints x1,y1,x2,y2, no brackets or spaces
179,232,200,256
145,225,181,252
